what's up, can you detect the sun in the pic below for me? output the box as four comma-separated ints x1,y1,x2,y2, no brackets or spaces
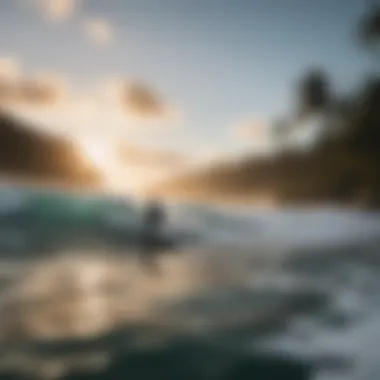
78,138,136,193
80,139,112,170
78,138,121,189
77,138,155,195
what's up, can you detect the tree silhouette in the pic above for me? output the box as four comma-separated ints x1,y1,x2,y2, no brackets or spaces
297,68,331,119
151,3,380,209
360,4,380,46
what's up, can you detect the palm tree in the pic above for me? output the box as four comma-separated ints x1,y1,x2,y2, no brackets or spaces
297,69,331,119
359,1,380,60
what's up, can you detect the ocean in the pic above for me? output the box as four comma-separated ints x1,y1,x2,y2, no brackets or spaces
0,186,380,380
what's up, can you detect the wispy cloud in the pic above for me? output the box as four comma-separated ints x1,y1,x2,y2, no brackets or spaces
83,18,114,45
193,148,228,166
26,2,117,48
0,58,20,81
234,119,271,143
118,82,177,121
119,145,188,169
0,57,66,106
31,0,80,22
1,57,180,143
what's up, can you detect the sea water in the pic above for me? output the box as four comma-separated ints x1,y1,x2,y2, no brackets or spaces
0,186,380,379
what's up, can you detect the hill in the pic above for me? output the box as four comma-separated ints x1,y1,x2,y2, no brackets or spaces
0,110,100,188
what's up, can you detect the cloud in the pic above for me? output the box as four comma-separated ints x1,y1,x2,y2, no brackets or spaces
1,57,179,140
0,58,66,107
83,18,114,45
20,76,66,105
189,147,229,168
0,58,20,80
119,82,176,120
88,78,180,125
119,145,188,169
0,76,66,106
234,119,271,142
32,0,79,21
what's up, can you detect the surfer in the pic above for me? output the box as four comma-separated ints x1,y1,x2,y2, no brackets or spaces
139,199,166,274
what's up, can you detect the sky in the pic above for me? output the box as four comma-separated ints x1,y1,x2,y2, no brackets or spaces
0,0,373,192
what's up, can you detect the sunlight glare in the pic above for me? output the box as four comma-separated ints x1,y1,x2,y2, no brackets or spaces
78,139,141,194
81,139,111,170
78,138,121,188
